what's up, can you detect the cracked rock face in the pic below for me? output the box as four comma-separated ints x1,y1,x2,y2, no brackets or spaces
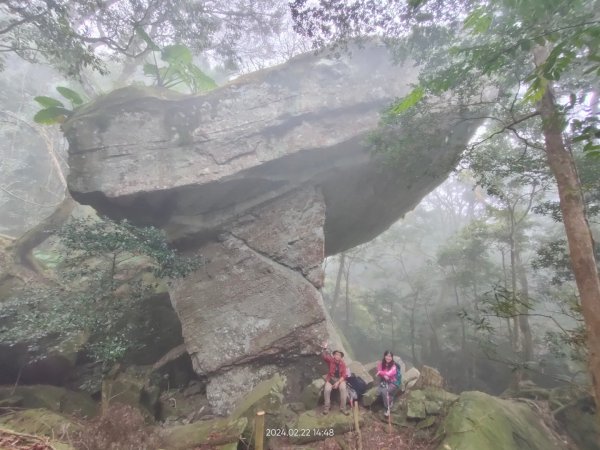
169,188,338,413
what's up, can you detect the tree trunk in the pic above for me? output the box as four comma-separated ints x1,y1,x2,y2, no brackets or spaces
410,303,417,364
535,47,600,407
344,259,352,329
330,252,345,314
508,213,521,353
501,248,514,347
515,248,534,361
11,194,76,274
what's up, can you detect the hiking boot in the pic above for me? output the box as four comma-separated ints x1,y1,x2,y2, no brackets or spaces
322,407,329,415
383,410,390,417
341,409,350,416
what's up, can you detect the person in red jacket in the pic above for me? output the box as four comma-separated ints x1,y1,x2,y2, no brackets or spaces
321,341,349,415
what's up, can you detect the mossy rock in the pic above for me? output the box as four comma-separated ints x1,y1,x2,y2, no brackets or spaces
406,390,427,419
229,373,286,441
362,386,379,407
161,416,247,449
437,391,565,450
0,385,97,417
301,378,324,410
102,366,161,419
422,387,458,404
230,373,286,420
286,409,360,444
555,396,600,450
0,408,82,437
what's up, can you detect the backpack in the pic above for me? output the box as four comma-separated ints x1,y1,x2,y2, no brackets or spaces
393,362,403,387
346,375,368,398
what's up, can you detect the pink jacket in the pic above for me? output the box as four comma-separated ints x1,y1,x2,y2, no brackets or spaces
376,361,397,383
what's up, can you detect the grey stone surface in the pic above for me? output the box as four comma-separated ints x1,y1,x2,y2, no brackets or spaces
64,41,482,255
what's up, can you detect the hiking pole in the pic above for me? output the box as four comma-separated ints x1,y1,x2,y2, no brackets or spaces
386,381,391,434
255,410,265,450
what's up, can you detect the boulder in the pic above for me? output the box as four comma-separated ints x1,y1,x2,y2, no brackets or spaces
347,360,373,384
229,373,286,439
205,358,323,415
406,390,427,419
0,408,81,437
0,385,97,417
301,378,325,410
64,43,484,255
402,367,421,391
437,391,566,450
161,416,247,449
416,366,444,389
63,41,488,415
287,409,360,444
101,366,161,419
362,386,380,407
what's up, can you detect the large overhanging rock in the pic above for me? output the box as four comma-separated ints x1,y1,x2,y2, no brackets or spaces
63,42,482,255
63,41,486,414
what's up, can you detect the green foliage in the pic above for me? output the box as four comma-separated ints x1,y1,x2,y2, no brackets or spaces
33,86,86,125
142,41,217,93
1,0,285,77
0,217,200,367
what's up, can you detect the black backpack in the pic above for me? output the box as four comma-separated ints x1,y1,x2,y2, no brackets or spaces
346,375,368,398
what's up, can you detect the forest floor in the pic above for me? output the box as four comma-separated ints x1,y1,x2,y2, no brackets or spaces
221,408,437,450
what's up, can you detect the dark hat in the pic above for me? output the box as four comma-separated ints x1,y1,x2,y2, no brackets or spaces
333,350,344,358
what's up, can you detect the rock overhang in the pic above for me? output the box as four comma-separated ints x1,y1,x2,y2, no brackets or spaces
63,41,483,255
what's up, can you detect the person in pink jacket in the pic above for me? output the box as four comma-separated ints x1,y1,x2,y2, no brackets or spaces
376,350,398,416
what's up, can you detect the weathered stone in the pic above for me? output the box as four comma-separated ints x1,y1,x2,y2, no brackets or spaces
347,361,373,384
170,189,327,377
362,386,379,407
406,390,427,419
403,367,421,391
416,366,444,388
287,410,360,444
0,408,82,437
425,400,442,415
0,385,97,418
161,416,247,449
416,416,437,429
102,367,161,419
64,41,484,255
230,373,286,441
301,378,325,410
437,391,566,450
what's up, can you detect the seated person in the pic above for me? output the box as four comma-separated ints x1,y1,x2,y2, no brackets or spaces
376,350,399,416
320,341,349,415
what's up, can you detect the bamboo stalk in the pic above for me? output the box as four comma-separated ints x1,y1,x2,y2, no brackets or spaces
254,410,265,450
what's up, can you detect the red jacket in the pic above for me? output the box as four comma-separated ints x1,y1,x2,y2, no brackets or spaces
322,351,347,383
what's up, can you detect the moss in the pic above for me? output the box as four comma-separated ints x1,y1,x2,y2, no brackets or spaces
229,373,286,442
362,386,379,407
161,416,247,449
0,385,97,418
437,391,564,450
0,408,81,437
301,378,325,410
230,374,285,421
